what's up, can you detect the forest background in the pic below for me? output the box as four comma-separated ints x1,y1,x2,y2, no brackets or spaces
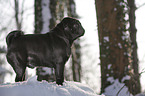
0,0,145,95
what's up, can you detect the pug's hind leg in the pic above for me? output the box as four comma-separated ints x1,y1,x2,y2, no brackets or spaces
15,66,26,82
7,53,26,82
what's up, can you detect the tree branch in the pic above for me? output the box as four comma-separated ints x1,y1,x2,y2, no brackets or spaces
116,84,126,96
136,2,145,10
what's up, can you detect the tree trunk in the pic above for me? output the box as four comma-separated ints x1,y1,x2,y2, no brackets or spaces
66,0,81,82
14,0,21,30
128,0,141,93
95,0,140,95
71,42,81,82
34,0,65,82
34,0,43,34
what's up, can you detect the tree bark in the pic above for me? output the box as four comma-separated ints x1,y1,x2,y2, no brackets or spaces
34,0,43,34
71,42,81,82
95,0,140,95
128,0,141,94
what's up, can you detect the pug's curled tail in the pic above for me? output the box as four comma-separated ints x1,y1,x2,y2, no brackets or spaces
6,30,24,46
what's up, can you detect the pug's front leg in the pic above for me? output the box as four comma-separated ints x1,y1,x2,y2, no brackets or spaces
55,64,64,85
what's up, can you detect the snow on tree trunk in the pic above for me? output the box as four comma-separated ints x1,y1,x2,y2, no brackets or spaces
34,0,65,82
95,0,140,95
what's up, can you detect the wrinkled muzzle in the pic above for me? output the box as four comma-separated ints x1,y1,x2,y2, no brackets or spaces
80,26,85,36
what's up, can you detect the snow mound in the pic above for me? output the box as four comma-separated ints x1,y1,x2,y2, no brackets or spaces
103,77,133,96
0,76,103,96
136,93,145,96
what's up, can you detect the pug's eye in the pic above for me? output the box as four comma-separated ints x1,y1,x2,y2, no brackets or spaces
73,24,78,28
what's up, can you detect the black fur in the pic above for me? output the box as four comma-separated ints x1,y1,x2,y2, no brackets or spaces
6,17,85,85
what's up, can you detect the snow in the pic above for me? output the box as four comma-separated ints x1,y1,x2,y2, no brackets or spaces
104,77,133,96
107,77,114,83
104,76,145,96
121,75,130,82
136,93,145,96
122,36,126,40
114,8,117,11
103,36,109,42
118,43,122,48
0,76,104,96
39,67,54,76
108,64,112,69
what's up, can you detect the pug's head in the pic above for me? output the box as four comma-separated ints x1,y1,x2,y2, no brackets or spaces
56,17,85,43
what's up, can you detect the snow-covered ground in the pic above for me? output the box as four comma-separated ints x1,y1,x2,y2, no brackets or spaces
0,76,104,96
1,76,145,96
103,77,132,96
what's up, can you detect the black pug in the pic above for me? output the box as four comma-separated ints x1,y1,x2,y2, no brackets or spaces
6,17,85,85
